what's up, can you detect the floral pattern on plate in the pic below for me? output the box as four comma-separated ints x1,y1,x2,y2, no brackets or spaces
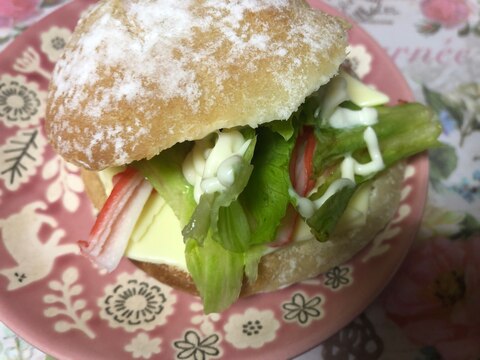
323,265,353,291
282,292,324,326
39,26,71,62
98,270,177,333
173,330,222,360
43,267,95,339
125,332,162,359
224,308,280,349
0,1,428,359
0,74,45,128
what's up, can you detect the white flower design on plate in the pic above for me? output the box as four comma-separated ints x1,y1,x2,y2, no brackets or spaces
43,267,95,339
40,26,72,62
0,74,45,128
282,292,324,326
173,330,221,360
98,270,176,332
223,308,280,349
124,333,162,359
42,157,84,212
190,301,221,335
323,265,353,291
13,47,51,79
346,44,372,79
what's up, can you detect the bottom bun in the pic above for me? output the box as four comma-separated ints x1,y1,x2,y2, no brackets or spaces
81,162,405,297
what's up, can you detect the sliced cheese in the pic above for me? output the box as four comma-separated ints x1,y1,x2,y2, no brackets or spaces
343,71,390,107
125,191,188,270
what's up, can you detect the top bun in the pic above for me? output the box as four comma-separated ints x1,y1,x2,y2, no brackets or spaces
46,0,349,170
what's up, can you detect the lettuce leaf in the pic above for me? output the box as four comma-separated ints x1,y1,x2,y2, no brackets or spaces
185,237,266,314
313,103,442,176
306,183,356,241
216,200,252,252
244,245,265,284
263,118,295,140
304,102,442,240
239,126,297,246
132,143,196,226
185,236,245,314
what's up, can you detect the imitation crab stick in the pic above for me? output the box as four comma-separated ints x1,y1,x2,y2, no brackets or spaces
79,168,153,271
270,127,317,247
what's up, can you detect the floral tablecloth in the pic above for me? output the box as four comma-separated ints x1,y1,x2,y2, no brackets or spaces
1,0,479,359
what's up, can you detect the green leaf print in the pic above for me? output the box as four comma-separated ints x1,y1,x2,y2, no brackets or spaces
429,144,458,192
452,213,480,240
422,85,446,115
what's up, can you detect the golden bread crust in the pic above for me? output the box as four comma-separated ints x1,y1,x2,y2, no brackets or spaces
81,162,405,297
47,0,349,170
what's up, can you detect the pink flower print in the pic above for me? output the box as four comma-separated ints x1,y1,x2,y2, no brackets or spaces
0,0,41,27
421,0,472,28
383,237,480,360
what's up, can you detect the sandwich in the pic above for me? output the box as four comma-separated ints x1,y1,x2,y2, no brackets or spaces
45,0,441,313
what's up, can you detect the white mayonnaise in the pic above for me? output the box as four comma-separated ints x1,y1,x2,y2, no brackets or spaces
290,126,384,219
182,130,251,203
354,127,385,176
320,70,389,128
328,107,378,129
290,179,355,219
339,127,385,179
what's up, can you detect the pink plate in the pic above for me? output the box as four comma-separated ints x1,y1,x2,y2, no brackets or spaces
0,1,428,359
